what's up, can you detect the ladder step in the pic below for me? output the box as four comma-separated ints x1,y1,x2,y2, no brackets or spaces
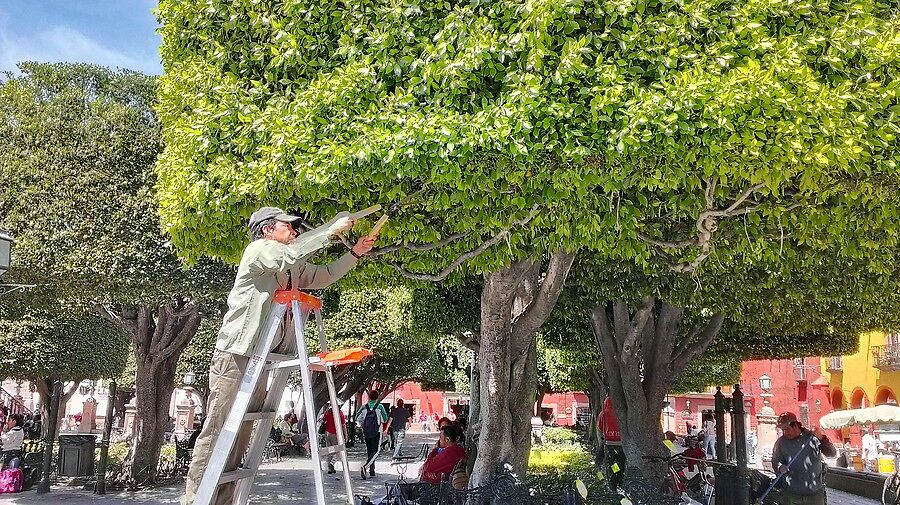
244,411,278,422
267,353,294,362
219,468,256,485
266,358,304,371
265,358,329,372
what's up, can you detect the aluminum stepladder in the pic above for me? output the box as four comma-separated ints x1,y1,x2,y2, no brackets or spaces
194,289,373,505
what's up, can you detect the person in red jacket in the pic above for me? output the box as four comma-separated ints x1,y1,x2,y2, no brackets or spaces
396,424,467,500
421,424,466,484
597,397,625,489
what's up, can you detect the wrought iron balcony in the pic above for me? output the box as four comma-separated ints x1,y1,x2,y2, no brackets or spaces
873,345,900,371
826,356,843,372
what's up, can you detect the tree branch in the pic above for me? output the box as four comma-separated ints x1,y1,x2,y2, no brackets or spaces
672,314,724,376
390,206,540,282
94,304,133,336
590,305,629,416
620,297,654,366
510,249,576,349
637,183,768,273
370,232,467,257
456,331,481,353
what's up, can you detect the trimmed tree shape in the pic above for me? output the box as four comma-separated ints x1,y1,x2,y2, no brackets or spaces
0,63,231,483
576,247,895,484
0,309,130,433
156,0,900,484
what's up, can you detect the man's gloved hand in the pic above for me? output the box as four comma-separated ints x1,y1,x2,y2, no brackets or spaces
329,216,354,235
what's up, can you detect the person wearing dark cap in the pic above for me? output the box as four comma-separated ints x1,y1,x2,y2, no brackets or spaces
771,412,836,505
183,207,375,505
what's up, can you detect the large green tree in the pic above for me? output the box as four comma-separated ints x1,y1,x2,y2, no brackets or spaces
0,307,130,430
156,0,900,484
0,63,231,483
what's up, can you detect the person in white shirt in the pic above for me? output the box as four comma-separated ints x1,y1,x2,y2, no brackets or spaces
862,426,880,472
703,416,717,459
0,413,24,469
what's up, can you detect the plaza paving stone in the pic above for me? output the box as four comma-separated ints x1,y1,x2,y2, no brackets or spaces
1,433,435,505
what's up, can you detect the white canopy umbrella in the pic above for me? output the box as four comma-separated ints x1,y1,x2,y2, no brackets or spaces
819,404,900,429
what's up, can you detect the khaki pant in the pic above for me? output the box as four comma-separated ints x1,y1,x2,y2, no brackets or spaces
326,432,339,465
183,326,296,504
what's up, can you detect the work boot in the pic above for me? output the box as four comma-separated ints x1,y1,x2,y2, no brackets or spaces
360,466,367,480
369,465,375,477
327,463,336,474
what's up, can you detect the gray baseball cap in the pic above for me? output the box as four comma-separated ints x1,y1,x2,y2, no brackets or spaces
248,206,302,230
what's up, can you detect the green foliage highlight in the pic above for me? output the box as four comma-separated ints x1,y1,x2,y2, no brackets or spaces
322,286,442,386
0,310,130,381
157,0,900,284
0,62,231,305
529,445,594,476
541,427,581,446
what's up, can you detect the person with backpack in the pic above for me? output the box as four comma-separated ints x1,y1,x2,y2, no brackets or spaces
355,390,388,479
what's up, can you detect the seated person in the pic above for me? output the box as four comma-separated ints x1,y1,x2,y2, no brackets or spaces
0,414,24,470
274,413,305,453
421,424,466,484
396,425,467,500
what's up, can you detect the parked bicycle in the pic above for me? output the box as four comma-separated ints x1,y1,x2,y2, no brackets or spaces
643,454,715,505
883,451,900,505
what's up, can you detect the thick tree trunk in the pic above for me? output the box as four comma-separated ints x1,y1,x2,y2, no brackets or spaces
465,354,480,475
589,298,723,489
586,369,606,450
131,356,178,484
470,250,575,486
96,300,201,484
35,379,81,437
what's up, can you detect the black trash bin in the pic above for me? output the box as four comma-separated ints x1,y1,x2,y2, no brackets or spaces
57,434,96,476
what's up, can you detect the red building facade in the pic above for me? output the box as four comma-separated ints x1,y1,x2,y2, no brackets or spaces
383,383,589,428
665,357,834,444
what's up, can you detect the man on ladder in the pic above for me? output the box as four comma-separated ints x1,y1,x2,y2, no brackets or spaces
183,206,376,505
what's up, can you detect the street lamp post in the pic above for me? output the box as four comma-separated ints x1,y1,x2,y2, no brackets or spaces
0,229,35,297
0,230,11,278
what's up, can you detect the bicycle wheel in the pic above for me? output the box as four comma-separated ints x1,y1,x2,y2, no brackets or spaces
883,473,900,505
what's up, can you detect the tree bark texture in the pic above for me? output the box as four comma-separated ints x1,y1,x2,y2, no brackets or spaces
96,300,201,484
470,250,575,487
589,298,723,488
586,368,607,450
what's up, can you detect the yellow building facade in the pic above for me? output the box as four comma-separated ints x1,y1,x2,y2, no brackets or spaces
821,331,900,412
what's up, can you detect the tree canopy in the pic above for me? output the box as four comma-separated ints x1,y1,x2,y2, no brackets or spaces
0,61,233,483
0,309,130,383
0,62,230,303
158,0,899,281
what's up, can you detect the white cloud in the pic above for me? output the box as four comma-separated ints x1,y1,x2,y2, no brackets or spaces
0,15,160,74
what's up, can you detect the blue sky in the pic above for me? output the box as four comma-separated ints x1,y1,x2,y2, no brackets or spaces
0,1,162,75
